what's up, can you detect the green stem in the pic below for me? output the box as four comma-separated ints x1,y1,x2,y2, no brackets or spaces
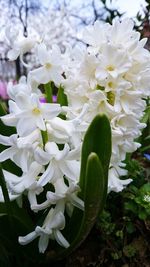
41,130,48,147
44,82,53,103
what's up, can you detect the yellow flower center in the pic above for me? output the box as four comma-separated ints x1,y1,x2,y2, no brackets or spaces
108,81,114,88
106,65,115,71
45,63,52,69
32,107,41,115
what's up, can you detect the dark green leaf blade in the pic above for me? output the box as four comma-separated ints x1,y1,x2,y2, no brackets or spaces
80,114,111,197
69,153,105,247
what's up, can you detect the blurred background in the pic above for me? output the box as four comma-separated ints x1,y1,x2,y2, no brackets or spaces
0,0,149,99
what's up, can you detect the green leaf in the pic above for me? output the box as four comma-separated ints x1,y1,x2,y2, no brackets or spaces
67,153,105,247
0,101,7,115
44,82,53,103
80,114,111,199
141,106,150,124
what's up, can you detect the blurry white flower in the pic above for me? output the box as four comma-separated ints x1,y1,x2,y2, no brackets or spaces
30,43,63,85
95,44,131,81
6,27,37,62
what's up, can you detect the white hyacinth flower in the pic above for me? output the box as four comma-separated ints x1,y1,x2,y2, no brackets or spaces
0,134,33,172
19,205,69,253
35,142,80,186
30,43,63,86
2,162,43,207
31,178,84,212
1,92,61,136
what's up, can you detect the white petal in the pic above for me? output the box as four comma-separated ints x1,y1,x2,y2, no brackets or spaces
17,129,41,148
17,117,35,136
13,150,29,172
13,181,25,194
1,114,17,127
0,135,12,146
0,187,19,202
28,191,37,207
9,100,20,114
16,93,31,110
59,160,79,181
35,115,46,131
3,170,20,183
55,143,70,161
19,231,38,245
37,162,54,187
47,191,63,202
31,199,50,211
38,235,49,253
54,230,69,248
31,67,51,84
45,142,59,156
34,147,50,165
69,194,84,211
50,211,65,230
66,146,81,160
41,103,61,120
7,49,20,60
37,43,49,65
0,147,16,162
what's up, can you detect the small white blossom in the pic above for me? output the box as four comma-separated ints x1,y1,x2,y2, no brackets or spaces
35,142,80,186
143,195,150,203
1,92,61,136
30,43,64,86
19,205,69,253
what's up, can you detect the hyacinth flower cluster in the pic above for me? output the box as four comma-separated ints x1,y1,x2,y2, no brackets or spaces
0,18,150,254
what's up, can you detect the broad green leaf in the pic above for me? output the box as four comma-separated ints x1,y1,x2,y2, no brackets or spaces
67,153,105,249
80,114,111,199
